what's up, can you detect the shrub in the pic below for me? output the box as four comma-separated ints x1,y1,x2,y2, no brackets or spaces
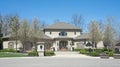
0,49,16,53
102,48,113,52
102,48,108,51
73,49,81,51
79,48,114,57
87,52,99,56
88,48,93,52
44,51,55,56
80,49,87,54
108,52,114,57
79,49,100,57
94,49,103,53
28,51,38,56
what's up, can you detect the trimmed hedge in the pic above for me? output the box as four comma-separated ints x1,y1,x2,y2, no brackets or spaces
79,49,99,56
44,51,55,56
28,51,38,56
28,51,55,56
108,52,114,57
102,48,113,52
94,49,103,53
79,48,114,57
73,49,81,51
79,49,87,54
0,49,16,53
87,52,99,56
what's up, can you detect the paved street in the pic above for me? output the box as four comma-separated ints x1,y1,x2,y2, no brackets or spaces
0,57,120,67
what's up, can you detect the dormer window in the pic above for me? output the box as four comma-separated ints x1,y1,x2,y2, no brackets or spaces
59,31,67,36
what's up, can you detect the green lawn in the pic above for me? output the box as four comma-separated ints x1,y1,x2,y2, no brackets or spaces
0,52,28,57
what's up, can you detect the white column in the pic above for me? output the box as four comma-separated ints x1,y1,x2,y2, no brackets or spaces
54,40,59,51
67,40,72,51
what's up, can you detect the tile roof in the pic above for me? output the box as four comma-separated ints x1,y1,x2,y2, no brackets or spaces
43,34,52,39
2,34,52,39
74,33,89,40
44,22,81,30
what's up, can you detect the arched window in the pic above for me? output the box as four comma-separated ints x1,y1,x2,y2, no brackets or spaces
8,42,14,49
59,31,67,36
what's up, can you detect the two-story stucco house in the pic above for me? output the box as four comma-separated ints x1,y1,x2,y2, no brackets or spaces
2,22,104,51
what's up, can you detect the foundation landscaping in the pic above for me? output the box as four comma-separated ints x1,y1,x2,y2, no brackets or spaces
0,49,27,57
73,48,116,57
0,49,55,57
0,48,120,59
28,50,55,56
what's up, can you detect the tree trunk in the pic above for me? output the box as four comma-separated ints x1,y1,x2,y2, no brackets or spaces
22,42,26,52
34,42,37,52
15,40,17,52
95,42,97,48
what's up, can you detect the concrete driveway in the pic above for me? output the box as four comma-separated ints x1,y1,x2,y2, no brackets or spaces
0,57,120,67
53,51,96,58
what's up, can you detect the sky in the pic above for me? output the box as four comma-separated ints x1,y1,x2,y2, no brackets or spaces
0,0,120,25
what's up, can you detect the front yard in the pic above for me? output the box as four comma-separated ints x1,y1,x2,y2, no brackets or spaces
0,49,55,57
0,49,27,57
0,52,28,57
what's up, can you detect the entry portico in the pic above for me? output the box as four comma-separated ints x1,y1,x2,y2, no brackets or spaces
53,37,73,51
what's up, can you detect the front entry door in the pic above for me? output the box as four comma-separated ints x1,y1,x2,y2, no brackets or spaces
59,41,68,51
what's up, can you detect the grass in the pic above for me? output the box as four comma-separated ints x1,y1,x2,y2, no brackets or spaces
0,52,28,57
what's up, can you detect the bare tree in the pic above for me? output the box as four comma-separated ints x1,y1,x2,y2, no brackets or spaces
89,20,102,48
18,19,30,52
71,14,84,30
17,18,43,52
108,17,120,42
103,19,114,49
41,21,48,28
32,18,43,51
116,21,120,41
3,15,13,36
10,16,19,51
0,14,3,49
0,14,3,34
